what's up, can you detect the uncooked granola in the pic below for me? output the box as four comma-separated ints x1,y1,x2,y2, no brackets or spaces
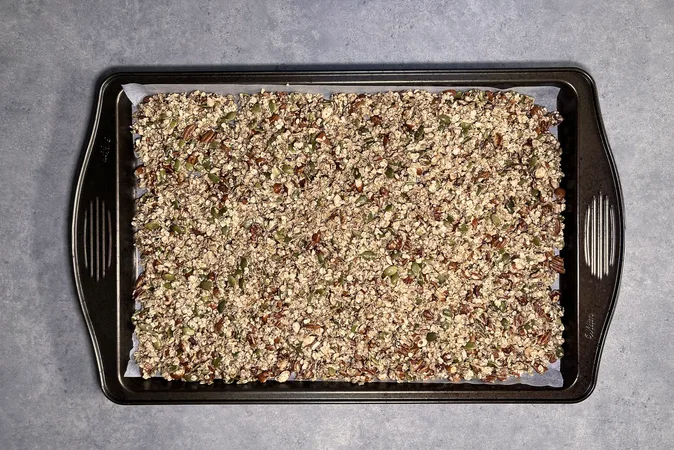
131,88,566,384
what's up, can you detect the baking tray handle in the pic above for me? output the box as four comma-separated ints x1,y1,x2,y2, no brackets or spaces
571,69,625,397
71,80,122,397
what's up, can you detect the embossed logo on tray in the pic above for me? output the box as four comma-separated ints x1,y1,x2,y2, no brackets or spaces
583,312,596,340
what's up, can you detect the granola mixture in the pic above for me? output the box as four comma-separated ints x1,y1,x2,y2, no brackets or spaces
131,88,566,384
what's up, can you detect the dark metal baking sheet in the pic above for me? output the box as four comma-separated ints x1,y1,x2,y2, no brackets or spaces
71,68,624,403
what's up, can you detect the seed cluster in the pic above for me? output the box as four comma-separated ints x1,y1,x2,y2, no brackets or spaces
131,88,566,384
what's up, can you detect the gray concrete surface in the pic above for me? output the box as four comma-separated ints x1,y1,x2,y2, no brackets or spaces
1,0,673,449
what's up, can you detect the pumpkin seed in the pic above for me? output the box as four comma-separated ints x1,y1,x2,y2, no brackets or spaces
268,99,277,113
532,236,541,246
170,224,185,234
355,195,369,206
491,214,501,226
239,256,248,270
213,357,223,368
426,332,438,342
182,326,195,336
442,308,453,318
225,111,237,121
459,224,469,233
464,341,476,350
227,275,238,288
199,280,213,290
360,250,377,260
217,300,226,313
410,262,422,276
438,114,451,125
385,167,395,178
382,265,398,277
251,103,261,113
162,273,176,281
144,221,161,230
208,173,220,183
390,272,400,285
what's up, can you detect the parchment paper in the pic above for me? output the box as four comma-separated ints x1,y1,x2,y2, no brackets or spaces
123,82,563,387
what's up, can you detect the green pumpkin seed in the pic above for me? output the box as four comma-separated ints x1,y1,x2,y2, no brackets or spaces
162,273,176,281
222,275,236,288
426,332,438,342
238,278,245,291
532,236,541,246
438,114,451,125
177,139,186,148
199,280,213,290
144,221,161,230
251,103,261,113
281,164,294,174
355,195,369,206
210,207,220,218
239,256,248,270
182,326,195,336
390,272,400,285
385,167,395,178
506,198,515,213
213,357,222,368
382,265,398,277
170,224,185,234
152,340,161,350
225,111,237,121
529,156,538,168
184,162,194,171
317,252,326,265
217,300,226,313
442,308,453,318
491,214,501,226
360,251,377,260
268,99,277,113
208,173,220,183
459,224,469,233
555,347,564,358
411,262,422,276
464,341,476,350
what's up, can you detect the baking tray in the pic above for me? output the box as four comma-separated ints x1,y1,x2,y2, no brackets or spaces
71,68,624,403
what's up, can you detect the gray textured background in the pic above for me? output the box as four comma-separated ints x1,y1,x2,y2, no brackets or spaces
1,0,673,449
